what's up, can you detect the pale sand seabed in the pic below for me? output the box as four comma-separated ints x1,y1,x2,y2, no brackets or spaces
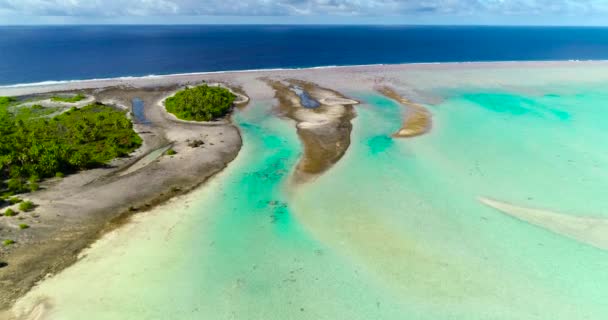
6,62,608,319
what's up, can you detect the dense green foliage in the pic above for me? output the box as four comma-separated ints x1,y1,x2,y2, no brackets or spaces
164,85,235,121
1,99,142,195
3,239,15,246
19,201,34,212
51,93,86,103
3,208,16,217
19,224,29,230
8,197,22,204
0,97,16,108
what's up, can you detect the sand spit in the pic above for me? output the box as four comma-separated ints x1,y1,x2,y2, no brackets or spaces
263,78,357,183
480,197,608,251
377,86,432,138
0,85,244,311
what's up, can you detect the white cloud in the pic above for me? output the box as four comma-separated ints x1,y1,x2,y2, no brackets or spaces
0,0,607,18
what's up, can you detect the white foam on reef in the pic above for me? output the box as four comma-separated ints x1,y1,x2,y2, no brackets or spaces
3,60,606,89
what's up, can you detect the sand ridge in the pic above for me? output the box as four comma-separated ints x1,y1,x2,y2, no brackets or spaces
376,86,432,138
480,197,608,251
263,78,358,183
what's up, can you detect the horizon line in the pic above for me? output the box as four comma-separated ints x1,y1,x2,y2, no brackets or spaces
3,23,608,27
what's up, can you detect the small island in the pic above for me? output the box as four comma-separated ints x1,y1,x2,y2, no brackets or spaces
0,84,244,310
164,84,236,121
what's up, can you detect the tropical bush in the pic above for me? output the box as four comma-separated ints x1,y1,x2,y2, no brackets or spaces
164,85,235,121
51,93,86,103
19,201,34,212
8,197,22,204
1,100,142,195
3,208,16,216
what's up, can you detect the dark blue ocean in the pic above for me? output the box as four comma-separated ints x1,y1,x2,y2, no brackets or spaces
2,25,608,86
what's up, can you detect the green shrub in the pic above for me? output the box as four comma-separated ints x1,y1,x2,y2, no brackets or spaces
2,239,15,246
0,96,16,108
7,178,27,194
29,182,40,192
51,93,86,103
13,105,60,120
164,85,235,121
19,224,29,230
165,149,177,156
19,201,34,212
8,197,22,204
3,208,16,217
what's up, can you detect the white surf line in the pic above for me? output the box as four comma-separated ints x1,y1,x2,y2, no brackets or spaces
479,197,608,251
3,60,608,89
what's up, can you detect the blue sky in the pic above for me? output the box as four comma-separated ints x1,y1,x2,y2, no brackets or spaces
1,0,607,25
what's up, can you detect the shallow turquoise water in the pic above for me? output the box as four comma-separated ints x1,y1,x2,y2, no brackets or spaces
12,82,608,319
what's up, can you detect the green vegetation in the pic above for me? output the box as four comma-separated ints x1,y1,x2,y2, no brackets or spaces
165,149,177,156
3,208,16,217
8,197,22,204
19,201,34,212
1,98,142,195
164,85,235,121
51,93,86,103
3,239,15,246
19,224,29,230
1,98,59,121
0,97,16,108
13,105,61,120
29,181,39,192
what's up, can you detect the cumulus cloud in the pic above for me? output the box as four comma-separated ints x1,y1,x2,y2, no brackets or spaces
0,0,607,17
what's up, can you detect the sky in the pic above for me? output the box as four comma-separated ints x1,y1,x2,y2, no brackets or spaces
1,0,608,25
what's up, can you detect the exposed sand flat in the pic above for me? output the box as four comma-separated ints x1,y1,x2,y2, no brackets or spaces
319,97,359,106
14,95,95,109
377,86,432,138
480,197,608,251
263,78,357,183
117,144,173,177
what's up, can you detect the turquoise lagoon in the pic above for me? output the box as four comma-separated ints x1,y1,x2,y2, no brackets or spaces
12,81,608,319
